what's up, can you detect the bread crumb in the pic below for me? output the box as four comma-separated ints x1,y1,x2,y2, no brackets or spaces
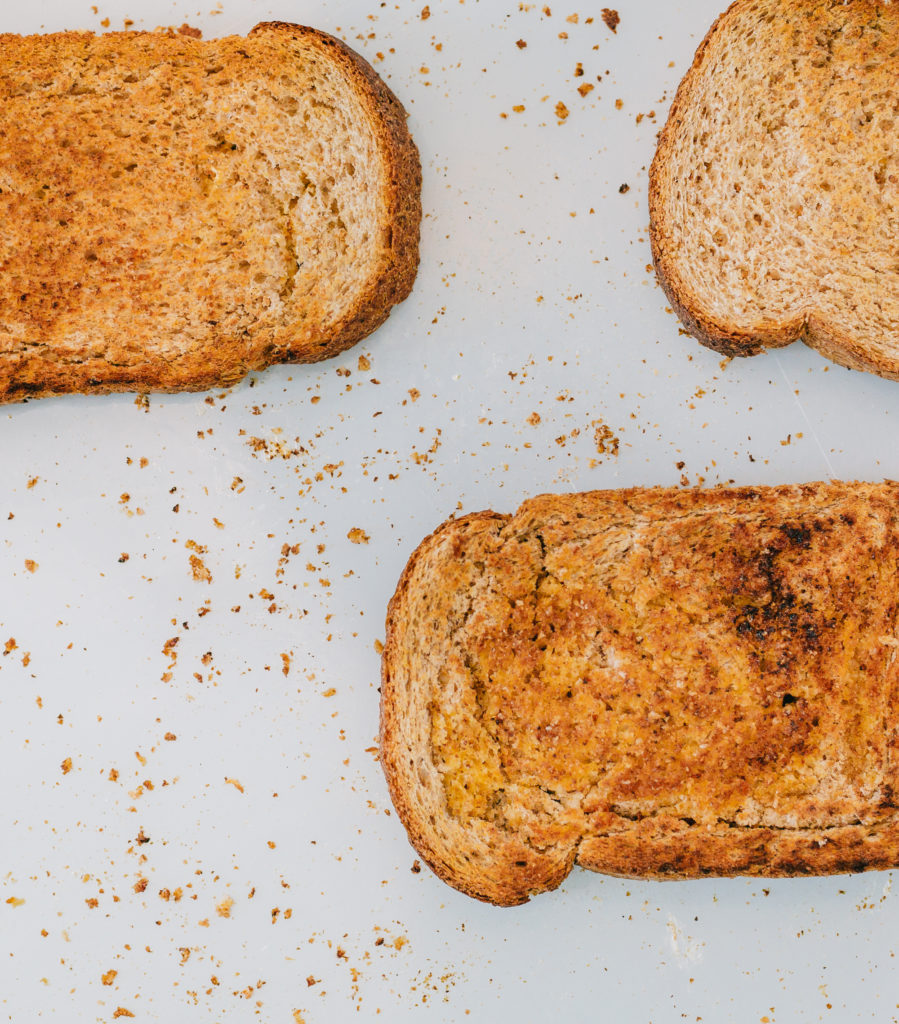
112,1010,135,1020
555,101,569,122
61,757,73,775
216,897,234,918
347,527,370,544
601,8,620,31
225,777,245,793
516,38,527,48
101,969,118,986
188,553,212,584
593,421,620,456
24,559,38,573
5,896,25,907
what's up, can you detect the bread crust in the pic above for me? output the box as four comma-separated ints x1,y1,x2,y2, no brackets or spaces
251,24,422,365
0,24,421,403
381,512,578,906
649,0,899,380
381,482,899,905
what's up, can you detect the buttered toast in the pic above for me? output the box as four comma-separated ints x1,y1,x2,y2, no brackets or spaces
382,482,899,905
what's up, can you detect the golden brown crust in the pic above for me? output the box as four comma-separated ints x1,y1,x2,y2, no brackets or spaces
381,512,578,906
381,482,899,905
649,0,899,380
0,24,421,403
249,24,422,364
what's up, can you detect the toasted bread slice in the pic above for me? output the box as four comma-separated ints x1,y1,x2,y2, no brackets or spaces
650,0,899,379
381,483,899,905
0,23,420,402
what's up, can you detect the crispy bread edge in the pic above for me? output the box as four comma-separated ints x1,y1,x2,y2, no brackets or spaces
251,23,422,365
379,511,577,907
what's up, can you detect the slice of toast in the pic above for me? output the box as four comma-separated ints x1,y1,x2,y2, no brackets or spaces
0,23,420,402
650,0,899,379
381,483,899,905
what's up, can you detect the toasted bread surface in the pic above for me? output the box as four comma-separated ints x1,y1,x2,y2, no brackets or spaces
381,483,899,905
650,0,899,379
0,23,421,402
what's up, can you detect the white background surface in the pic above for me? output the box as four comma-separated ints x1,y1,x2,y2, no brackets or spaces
3,1,899,1021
